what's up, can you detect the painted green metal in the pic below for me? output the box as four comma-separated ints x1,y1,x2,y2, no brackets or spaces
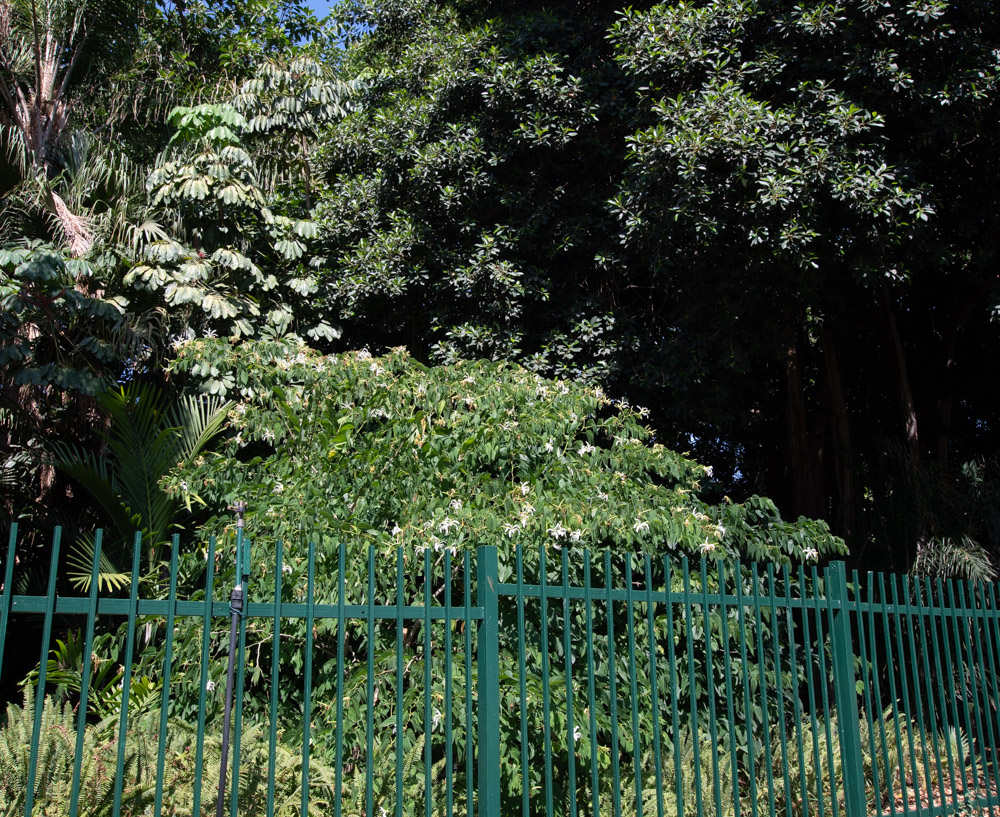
192,536,217,816
68,528,103,817
24,526,61,817
111,533,142,817
266,539,284,817
153,536,181,817
301,540,316,816
8,526,1000,817
231,534,250,816
828,560,866,817
476,545,501,817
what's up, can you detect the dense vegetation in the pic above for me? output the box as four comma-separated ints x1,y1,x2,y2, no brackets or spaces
2,1,999,812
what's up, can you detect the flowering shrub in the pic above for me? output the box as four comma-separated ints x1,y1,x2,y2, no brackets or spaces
167,337,843,564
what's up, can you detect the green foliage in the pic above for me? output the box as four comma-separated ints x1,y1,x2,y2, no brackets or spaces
0,689,337,816
53,381,230,585
166,338,843,562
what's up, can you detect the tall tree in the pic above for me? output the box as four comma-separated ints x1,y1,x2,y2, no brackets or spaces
317,0,1000,567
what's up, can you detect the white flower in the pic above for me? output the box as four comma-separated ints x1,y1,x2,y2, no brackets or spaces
803,547,819,562
180,480,189,492
638,406,651,418
433,708,443,729
535,385,548,398
461,375,476,385
357,350,372,361
699,541,716,555
203,327,218,339
450,499,463,510
633,520,650,534
261,427,275,443
235,403,247,415
282,563,293,574
573,725,582,742
295,353,308,365
597,490,609,501
544,439,554,453
520,483,531,496
704,465,714,478
416,382,427,397
206,680,216,692
577,443,596,456
548,523,568,540
521,503,535,516
391,525,403,536
570,530,583,542
272,482,284,494
504,523,520,538
558,383,570,395
439,517,460,534
715,524,726,538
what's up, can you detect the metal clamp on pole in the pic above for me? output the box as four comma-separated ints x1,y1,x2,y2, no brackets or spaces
217,500,247,817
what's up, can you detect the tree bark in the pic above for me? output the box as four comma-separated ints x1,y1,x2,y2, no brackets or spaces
786,341,822,519
881,282,920,463
822,328,854,540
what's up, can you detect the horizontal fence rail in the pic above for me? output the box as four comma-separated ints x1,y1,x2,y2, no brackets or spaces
1,525,999,817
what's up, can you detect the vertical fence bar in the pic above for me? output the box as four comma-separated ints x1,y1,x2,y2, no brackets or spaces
849,569,880,817
957,578,994,806
625,556,643,817
683,558,705,817
424,547,433,817
69,529,104,817
783,564,809,815
970,579,1000,808
702,559,723,817
663,556,684,817
463,551,473,817
540,547,554,817
394,547,404,817
193,536,217,816
336,544,348,817
266,540,284,817
585,552,600,817
945,579,979,795
366,546,376,817
301,541,316,817
444,553,455,817
111,533,142,817
813,567,839,817
889,574,924,813
923,576,959,813
476,545,501,817
801,566,827,817
153,536,181,817
561,547,577,817
876,572,910,813
231,536,250,816
827,561,866,817
983,580,1000,807
606,550,623,817
766,563,793,817
0,523,17,683
516,546,530,817
736,563,759,817
645,554,664,817
751,563,776,817
717,560,739,817
907,575,947,810
24,526,62,817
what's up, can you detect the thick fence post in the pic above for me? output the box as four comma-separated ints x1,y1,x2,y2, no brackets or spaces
476,546,501,817
827,560,866,817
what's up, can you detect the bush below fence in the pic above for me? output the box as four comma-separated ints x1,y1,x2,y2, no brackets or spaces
2,526,1000,817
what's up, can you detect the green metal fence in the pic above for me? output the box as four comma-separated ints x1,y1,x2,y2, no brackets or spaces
1,525,999,817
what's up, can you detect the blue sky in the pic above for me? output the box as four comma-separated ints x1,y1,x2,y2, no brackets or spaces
306,0,338,16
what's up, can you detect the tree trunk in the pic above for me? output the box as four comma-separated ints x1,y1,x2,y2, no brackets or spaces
822,329,854,540
881,282,920,463
785,341,822,519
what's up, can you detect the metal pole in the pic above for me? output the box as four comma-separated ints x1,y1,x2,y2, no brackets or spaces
216,501,247,817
